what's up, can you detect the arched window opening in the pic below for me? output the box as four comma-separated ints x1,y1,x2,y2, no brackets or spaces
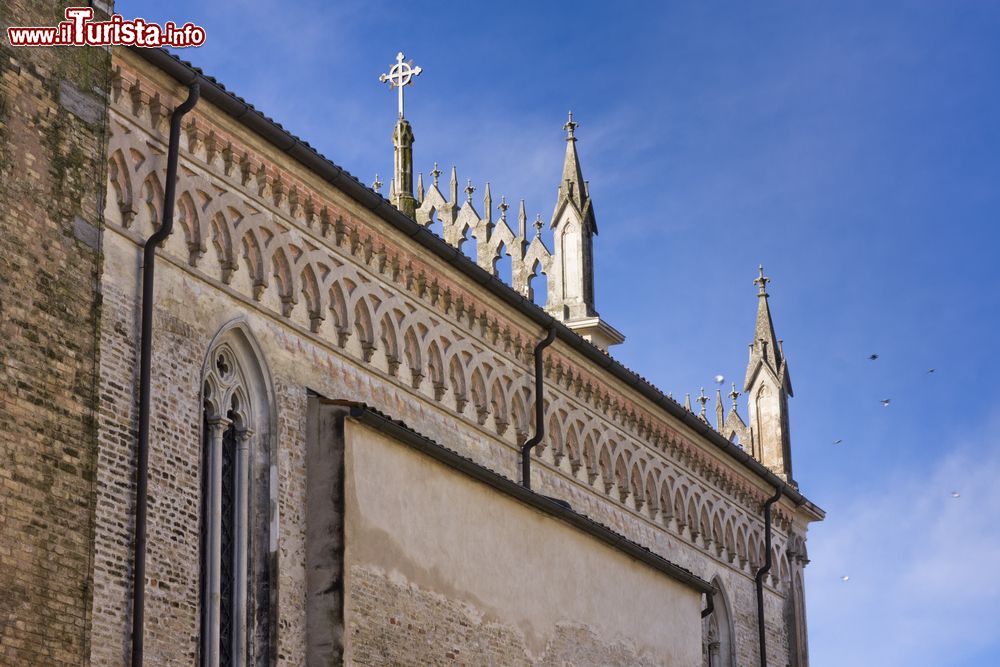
530,268,549,308
702,577,735,667
201,324,275,667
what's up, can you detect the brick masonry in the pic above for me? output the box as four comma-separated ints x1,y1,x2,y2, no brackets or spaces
0,2,112,665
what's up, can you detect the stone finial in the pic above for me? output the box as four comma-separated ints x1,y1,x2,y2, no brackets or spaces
372,174,382,194
754,264,770,296
533,214,543,237
465,179,475,201
431,162,441,186
450,165,458,203
564,110,578,140
684,393,692,411
729,383,741,412
497,196,509,221
697,387,709,421
416,172,424,200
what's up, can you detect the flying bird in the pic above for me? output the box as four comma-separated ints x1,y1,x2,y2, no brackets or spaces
951,491,960,499
841,575,850,582
881,399,891,408
714,374,725,385
833,439,843,445
928,368,936,374
868,354,879,361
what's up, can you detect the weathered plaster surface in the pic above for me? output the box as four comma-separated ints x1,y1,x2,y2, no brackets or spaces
342,421,703,665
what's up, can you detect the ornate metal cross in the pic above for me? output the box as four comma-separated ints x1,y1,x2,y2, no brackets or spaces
379,51,422,118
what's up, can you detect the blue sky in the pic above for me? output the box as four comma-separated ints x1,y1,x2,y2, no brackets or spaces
124,1,1000,664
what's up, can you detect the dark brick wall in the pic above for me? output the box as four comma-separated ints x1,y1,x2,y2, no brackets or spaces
0,2,111,664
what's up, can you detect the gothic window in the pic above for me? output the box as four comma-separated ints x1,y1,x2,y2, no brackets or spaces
702,578,735,667
201,324,275,667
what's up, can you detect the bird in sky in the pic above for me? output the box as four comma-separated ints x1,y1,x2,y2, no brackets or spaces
951,491,961,499
868,354,879,361
928,368,936,374
714,374,725,385
833,439,843,445
881,399,891,407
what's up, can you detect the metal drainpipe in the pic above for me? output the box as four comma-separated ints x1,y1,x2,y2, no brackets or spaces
755,485,783,667
701,587,715,619
130,82,200,667
520,326,556,490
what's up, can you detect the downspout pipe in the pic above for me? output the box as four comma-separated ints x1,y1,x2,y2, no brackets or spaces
701,587,715,619
130,82,200,667
520,326,556,490
754,485,783,667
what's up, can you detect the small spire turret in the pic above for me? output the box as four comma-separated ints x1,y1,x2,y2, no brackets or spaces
547,112,622,350
743,266,794,484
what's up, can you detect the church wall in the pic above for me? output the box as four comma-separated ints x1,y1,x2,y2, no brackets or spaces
84,49,808,665
341,420,703,666
0,1,112,665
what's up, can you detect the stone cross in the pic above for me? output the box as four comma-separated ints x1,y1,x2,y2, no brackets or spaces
379,51,422,118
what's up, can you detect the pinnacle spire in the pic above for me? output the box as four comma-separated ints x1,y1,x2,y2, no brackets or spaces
546,111,620,350
558,111,589,216
715,388,724,429
742,265,795,483
744,264,788,392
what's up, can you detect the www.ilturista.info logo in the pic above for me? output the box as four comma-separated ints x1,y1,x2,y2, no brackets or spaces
7,7,206,48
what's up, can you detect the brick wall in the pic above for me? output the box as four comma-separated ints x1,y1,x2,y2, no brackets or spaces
0,2,112,665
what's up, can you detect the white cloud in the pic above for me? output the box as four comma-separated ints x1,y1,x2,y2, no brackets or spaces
807,415,1000,666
